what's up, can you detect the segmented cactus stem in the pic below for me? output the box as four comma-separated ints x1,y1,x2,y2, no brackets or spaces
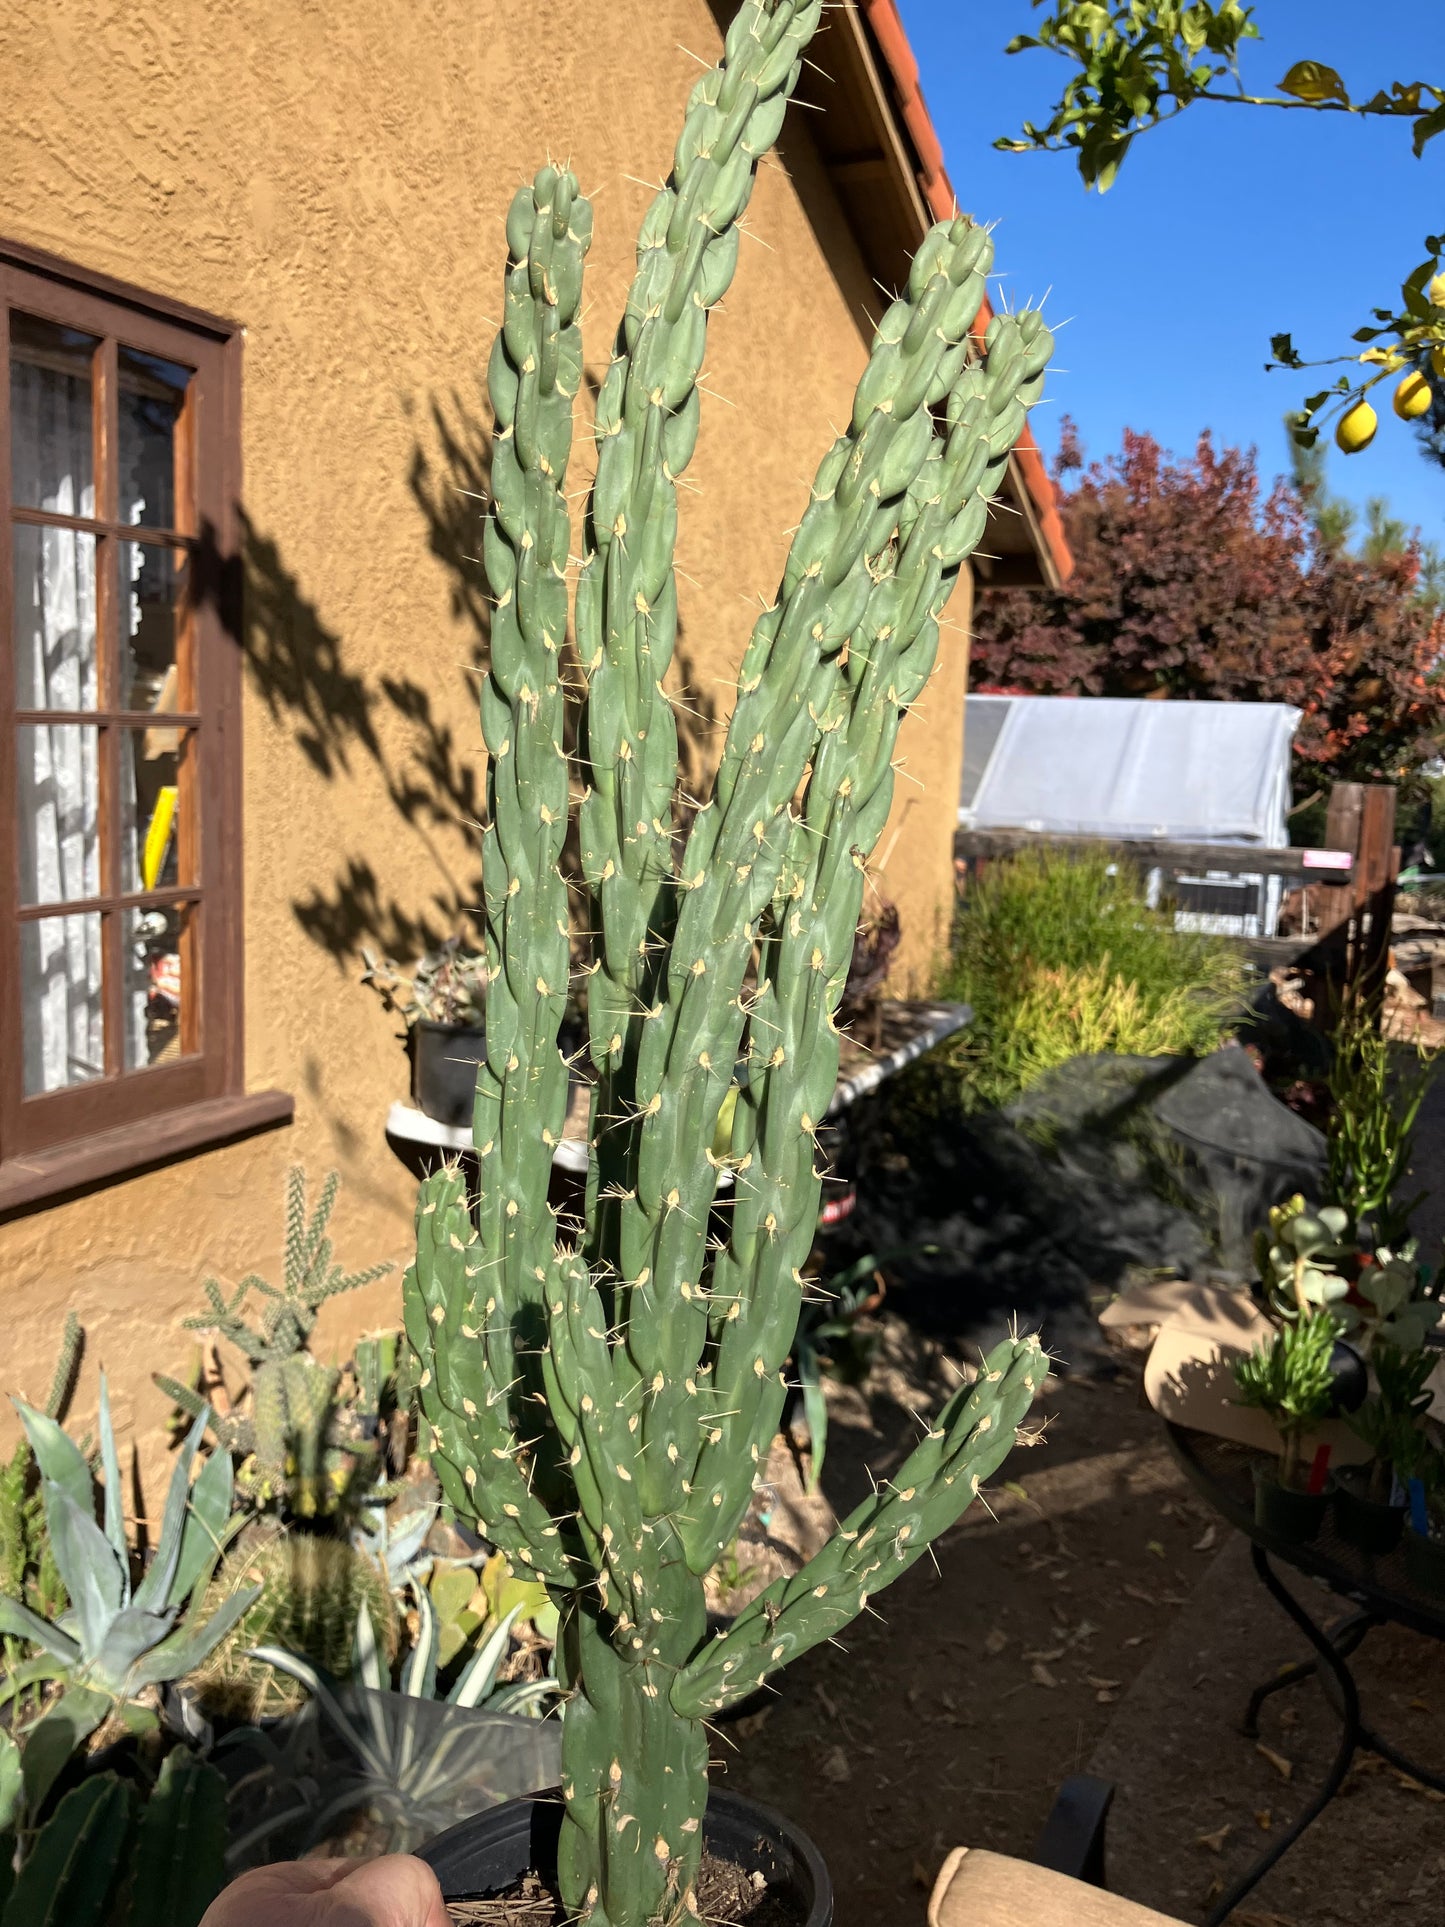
404,8,1057,1922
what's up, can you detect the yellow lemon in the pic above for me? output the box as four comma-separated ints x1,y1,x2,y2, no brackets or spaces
1430,270,1445,310
1394,370,1433,420
1335,400,1378,454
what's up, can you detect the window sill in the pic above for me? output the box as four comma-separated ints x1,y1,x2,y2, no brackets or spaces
0,1090,294,1219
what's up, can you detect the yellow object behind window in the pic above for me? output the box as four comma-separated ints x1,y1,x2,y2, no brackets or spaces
143,785,178,889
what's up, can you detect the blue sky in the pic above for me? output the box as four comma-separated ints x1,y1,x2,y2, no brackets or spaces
896,0,1445,542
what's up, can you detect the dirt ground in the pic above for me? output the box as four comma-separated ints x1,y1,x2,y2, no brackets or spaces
719,1319,1445,1927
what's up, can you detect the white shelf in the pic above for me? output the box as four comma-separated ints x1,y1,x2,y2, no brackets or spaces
385,1001,971,1175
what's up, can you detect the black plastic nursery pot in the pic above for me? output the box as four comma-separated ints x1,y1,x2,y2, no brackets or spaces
413,1020,487,1127
419,1786,832,1927
1404,1524,1445,1596
1331,1469,1405,1556
1252,1464,1328,1545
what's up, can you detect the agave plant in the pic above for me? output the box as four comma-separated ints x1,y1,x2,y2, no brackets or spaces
232,1591,559,1859
0,1383,255,1812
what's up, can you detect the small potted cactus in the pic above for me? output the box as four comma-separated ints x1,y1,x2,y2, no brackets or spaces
362,938,490,1126
402,5,1053,1922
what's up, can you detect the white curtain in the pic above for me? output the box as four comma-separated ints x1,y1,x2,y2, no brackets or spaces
13,353,104,1095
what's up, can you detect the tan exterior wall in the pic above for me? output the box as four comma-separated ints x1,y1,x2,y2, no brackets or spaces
0,0,969,1486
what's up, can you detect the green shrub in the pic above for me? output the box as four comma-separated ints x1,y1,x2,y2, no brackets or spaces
938,848,1246,1108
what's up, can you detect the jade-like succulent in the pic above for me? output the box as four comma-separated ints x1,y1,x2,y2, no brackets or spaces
405,7,1052,1923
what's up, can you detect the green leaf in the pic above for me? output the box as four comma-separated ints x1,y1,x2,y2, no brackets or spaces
128,1581,258,1688
134,1410,221,1614
19,1688,112,1818
95,1378,128,1588
1414,101,1445,157
0,1593,80,1665
797,1339,829,1495
1278,60,1349,106
1270,333,1301,367
449,1602,522,1709
0,1732,21,1834
13,1401,92,1520
43,1487,122,1658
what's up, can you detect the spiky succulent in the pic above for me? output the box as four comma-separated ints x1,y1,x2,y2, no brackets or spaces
405,7,1053,1924
0,1382,255,1818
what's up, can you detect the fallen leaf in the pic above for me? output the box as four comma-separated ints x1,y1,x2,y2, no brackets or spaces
733,1708,771,1741
821,1745,850,1784
1193,1525,1218,1552
1123,1584,1156,1605
1086,1675,1122,1690
1256,1743,1294,1782
1409,1697,1432,1712
1195,1824,1231,1854
1255,1809,1272,1831
1004,1481,1029,1502
1095,1689,1117,1705
1146,1540,1167,1559
1023,1646,1066,1663
1123,1634,1144,1648
984,1627,1008,1657
1030,1661,1059,1688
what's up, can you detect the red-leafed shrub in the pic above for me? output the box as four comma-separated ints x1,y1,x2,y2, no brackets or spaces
971,424,1445,789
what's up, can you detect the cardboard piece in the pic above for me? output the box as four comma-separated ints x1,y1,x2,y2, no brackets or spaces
1141,1281,1372,1465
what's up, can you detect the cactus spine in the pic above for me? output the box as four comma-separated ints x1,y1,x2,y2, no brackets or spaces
406,7,1055,1923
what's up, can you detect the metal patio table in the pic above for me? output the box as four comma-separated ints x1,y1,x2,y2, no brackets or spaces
1165,1421,1445,1925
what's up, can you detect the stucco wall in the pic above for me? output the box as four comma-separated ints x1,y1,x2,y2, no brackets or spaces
0,0,969,1487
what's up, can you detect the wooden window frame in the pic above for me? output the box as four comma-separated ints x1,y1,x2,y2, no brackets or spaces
0,238,290,1216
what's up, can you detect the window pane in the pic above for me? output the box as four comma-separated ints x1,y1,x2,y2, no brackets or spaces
122,728,190,892
119,345,191,530
20,911,105,1095
122,542,187,710
16,723,100,905
12,523,98,710
9,313,97,516
126,902,191,1069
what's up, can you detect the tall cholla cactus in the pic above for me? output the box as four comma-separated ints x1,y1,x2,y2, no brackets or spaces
406,6,1052,1922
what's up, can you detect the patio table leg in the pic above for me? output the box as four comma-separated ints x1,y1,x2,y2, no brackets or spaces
1206,1545,1361,1926
1241,1608,1375,1736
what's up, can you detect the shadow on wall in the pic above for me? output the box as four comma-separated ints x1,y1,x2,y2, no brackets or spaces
236,381,726,972
237,390,491,965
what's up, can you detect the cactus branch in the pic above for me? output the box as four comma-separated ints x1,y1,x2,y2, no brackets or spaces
403,10,1057,1922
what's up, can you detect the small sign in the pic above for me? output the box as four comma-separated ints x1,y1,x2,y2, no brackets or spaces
1302,849,1352,870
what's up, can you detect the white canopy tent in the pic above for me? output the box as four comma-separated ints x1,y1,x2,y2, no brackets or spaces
958,695,1302,936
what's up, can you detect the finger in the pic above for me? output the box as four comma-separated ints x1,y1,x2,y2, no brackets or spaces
327,1855,453,1927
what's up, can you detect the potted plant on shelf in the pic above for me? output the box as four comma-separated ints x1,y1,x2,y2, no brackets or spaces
400,4,1056,1920
362,937,489,1126
1233,1310,1345,1543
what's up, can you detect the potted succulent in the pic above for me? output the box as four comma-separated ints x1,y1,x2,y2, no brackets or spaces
362,938,489,1126
1335,1342,1436,1554
1234,1310,1344,1543
401,4,1055,1921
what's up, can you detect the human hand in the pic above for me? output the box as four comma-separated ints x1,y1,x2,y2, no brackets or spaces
199,1855,452,1927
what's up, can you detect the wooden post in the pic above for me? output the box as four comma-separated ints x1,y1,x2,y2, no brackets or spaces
1354,783,1398,1010
1304,781,1397,1033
